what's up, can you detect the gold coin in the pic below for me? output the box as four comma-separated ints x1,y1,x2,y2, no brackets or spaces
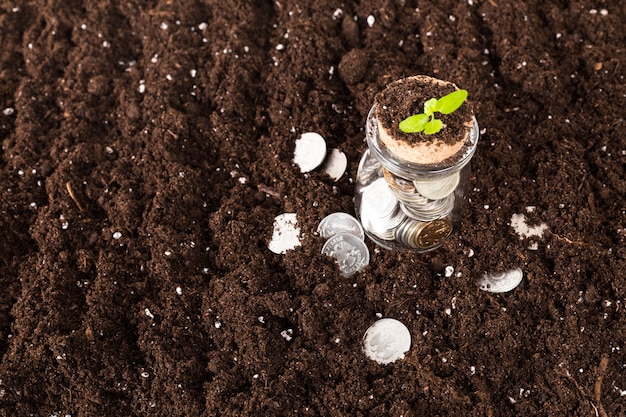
413,219,453,249
383,168,415,193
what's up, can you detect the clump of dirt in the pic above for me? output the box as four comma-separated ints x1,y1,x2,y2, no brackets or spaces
0,1,625,416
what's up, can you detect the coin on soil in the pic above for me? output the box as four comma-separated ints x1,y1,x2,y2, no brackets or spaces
317,212,365,240
321,232,370,277
268,213,301,254
293,132,327,173
363,318,411,365
321,148,348,181
477,268,523,293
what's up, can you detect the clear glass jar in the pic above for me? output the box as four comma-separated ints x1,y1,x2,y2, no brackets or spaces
355,105,479,252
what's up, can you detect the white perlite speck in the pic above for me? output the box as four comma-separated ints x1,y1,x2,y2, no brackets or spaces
281,329,293,341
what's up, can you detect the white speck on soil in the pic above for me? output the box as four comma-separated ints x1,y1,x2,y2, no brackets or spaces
281,329,293,341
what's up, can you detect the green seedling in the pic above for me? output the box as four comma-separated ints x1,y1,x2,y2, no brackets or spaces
399,89,468,135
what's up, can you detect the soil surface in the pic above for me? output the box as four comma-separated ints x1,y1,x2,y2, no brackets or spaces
1,0,625,416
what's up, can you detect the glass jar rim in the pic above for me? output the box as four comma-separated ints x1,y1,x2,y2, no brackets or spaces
366,104,479,179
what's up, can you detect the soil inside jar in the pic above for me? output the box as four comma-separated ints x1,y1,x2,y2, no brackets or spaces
374,76,475,148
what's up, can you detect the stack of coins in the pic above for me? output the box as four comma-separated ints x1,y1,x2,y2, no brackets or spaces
399,193,455,222
356,158,459,250
395,217,453,250
359,178,404,241
383,168,456,222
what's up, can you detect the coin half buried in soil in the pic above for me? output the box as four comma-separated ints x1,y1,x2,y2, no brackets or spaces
321,148,348,181
321,232,370,277
477,268,524,293
317,212,365,240
293,132,327,173
268,213,301,254
363,318,411,365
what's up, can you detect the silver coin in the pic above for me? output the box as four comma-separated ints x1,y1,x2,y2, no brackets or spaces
367,208,404,241
357,149,381,185
268,213,301,254
360,178,398,218
413,172,460,200
395,217,427,248
321,232,370,277
363,318,411,365
321,148,348,181
383,169,415,193
293,132,327,173
359,179,404,241
399,193,455,222
477,268,523,293
389,187,429,205
317,212,365,240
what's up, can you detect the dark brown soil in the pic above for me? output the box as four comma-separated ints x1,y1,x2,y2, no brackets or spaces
0,1,625,416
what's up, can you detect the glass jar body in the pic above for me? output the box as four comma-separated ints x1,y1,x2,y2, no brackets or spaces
355,106,479,252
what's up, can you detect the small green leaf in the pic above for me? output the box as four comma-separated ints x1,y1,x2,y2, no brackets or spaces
434,89,468,114
423,118,443,135
399,113,429,133
423,98,438,116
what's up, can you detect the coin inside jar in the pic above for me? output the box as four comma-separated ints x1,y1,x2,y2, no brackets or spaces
412,219,453,249
399,193,455,222
413,172,460,200
359,178,404,241
395,218,427,248
383,168,415,193
357,149,381,186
